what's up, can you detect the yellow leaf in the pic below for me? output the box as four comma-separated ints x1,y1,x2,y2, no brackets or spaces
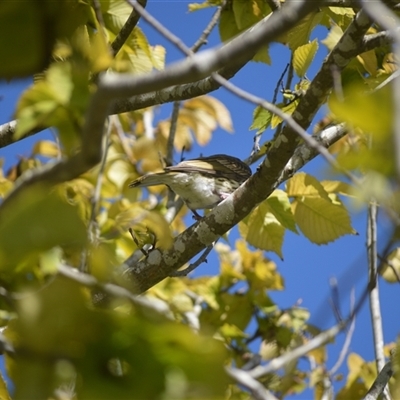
293,39,319,78
88,30,112,72
185,96,233,133
151,45,166,70
320,180,353,196
132,136,165,173
321,23,343,51
380,247,400,283
328,6,355,16
292,196,355,244
382,53,397,74
157,119,193,151
102,0,132,34
271,100,298,129
287,172,331,201
357,50,378,77
32,140,60,158
259,340,279,360
188,2,214,12
179,108,216,146
115,207,173,250
219,323,248,339
105,157,132,190
236,240,284,290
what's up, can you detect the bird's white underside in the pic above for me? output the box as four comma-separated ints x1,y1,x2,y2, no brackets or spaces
167,172,231,210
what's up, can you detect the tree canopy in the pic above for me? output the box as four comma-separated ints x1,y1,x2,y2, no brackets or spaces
0,0,399,399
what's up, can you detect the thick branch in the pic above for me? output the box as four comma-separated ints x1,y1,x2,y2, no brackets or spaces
0,0,318,149
0,1,320,220
121,8,372,293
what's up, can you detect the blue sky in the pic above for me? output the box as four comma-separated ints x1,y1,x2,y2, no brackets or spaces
0,1,398,398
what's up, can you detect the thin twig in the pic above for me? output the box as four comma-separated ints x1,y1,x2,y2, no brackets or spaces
249,320,347,379
111,0,147,56
164,1,226,213
79,120,111,273
329,288,356,375
126,0,361,188
166,102,181,167
191,0,227,52
110,114,135,163
210,73,360,184
58,263,173,318
249,258,385,381
127,0,190,55
170,242,215,277
226,367,279,400
367,202,391,399
164,0,226,168
272,63,289,104
329,276,343,323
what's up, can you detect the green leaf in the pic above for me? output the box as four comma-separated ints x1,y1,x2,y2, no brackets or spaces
330,83,393,135
271,100,298,129
253,46,271,64
219,6,241,42
0,0,88,78
250,106,272,132
267,190,298,233
278,11,322,51
293,39,319,78
232,0,270,30
0,187,87,271
239,202,285,259
9,277,229,399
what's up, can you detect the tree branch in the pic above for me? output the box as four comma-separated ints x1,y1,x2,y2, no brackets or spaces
121,7,372,293
364,361,394,400
0,0,317,150
367,202,391,400
226,367,279,400
111,0,147,56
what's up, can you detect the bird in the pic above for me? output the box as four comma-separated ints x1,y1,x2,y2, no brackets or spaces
129,154,252,218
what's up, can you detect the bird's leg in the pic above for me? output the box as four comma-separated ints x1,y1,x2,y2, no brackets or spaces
191,209,203,221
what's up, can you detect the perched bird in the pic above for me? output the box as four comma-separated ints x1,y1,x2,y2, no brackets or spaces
129,154,252,218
